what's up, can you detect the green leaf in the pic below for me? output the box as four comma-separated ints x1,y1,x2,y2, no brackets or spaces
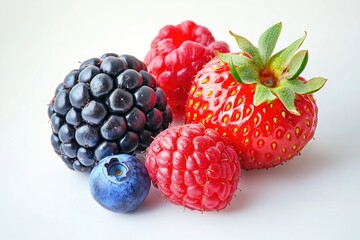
285,50,309,80
268,32,307,78
229,31,264,68
237,64,260,84
222,53,260,85
259,22,282,64
216,51,232,63
254,84,277,106
285,77,327,94
229,56,243,83
216,51,254,67
271,86,299,115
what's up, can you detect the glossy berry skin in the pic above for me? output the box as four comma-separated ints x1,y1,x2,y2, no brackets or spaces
144,20,230,117
89,154,151,213
48,53,173,172
145,124,240,211
185,57,319,169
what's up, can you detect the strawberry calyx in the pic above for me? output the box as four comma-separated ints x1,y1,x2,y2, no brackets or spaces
216,22,327,115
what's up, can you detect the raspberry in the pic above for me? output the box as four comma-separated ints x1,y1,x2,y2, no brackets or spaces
48,53,173,172
144,20,230,117
145,124,240,211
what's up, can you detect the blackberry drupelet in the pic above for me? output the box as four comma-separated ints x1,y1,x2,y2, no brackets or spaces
48,53,173,172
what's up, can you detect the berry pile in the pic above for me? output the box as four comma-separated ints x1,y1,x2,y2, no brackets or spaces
48,53,172,172
48,21,326,213
144,22,325,211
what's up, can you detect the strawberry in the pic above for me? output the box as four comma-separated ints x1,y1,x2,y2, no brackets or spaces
144,20,230,118
185,23,327,169
145,123,240,211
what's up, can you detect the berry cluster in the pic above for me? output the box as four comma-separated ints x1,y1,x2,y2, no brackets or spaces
48,21,325,213
144,22,325,211
48,53,172,172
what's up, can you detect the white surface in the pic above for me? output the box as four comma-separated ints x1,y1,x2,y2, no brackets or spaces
0,0,359,239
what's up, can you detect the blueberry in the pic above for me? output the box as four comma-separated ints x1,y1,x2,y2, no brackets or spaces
134,86,157,112
79,66,100,83
106,88,134,114
94,141,119,161
65,108,82,126
60,142,78,158
120,54,147,72
155,88,168,110
90,73,114,98
116,69,142,91
58,124,75,143
125,107,146,131
100,56,127,77
119,131,139,153
89,154,151,213
146,108,163,130
82,100,107,125
69,83,90,109
100,115,127,140
75,124,100,148
54,90,71,116
140,70,156,88
50,113,65,133
79,58,101,71
63,70,79,89
77,147,95,166
100,53,119,60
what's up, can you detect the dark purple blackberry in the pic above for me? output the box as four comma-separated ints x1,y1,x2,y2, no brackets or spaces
48,53,173,172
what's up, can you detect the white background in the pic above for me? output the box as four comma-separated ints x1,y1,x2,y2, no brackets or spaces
1,0,359,239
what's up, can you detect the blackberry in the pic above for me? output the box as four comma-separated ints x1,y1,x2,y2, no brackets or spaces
48,53,173,172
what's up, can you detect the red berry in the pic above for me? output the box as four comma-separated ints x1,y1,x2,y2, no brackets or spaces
145,124,240,211
185,23,326,170
144,20,230,118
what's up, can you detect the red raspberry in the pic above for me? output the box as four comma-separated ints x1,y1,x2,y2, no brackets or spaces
145,124,240,211
144,20,230,118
